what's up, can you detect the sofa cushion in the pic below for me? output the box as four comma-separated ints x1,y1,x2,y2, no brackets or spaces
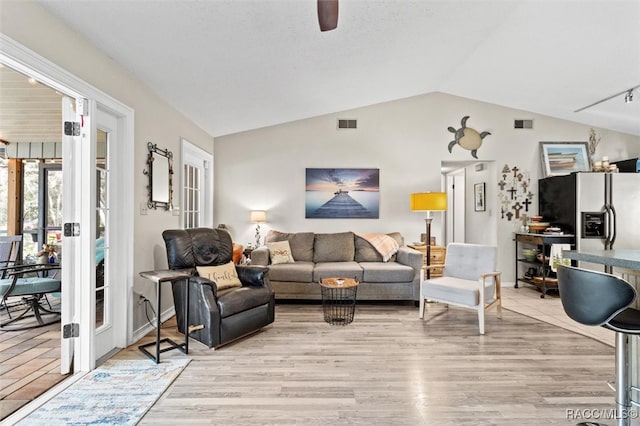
355,232,403,262
359,262,415,283
313,261,363,282
267,262,314,283
265,230,315,262
266,240,295,265
196,262,242,290
313,232,355,263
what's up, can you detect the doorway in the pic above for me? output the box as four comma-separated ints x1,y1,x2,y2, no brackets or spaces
181,138,213,229
444,167,466,245
1,36,134,373
441,160,498,246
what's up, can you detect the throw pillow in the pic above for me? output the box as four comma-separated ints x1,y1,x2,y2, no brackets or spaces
196,261,242,290
265,230,315,262
266,240,295,265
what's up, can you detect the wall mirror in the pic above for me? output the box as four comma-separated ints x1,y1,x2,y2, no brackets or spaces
144,141,173,210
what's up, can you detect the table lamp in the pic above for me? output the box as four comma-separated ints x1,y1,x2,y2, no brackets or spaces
250,210,266,247
410,192,447,279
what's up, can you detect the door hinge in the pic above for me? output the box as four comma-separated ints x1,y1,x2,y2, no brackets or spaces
63,222,80,237
64,121,81,136
63,323,80,338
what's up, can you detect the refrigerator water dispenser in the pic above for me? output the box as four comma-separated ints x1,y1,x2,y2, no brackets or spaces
581,212,605,238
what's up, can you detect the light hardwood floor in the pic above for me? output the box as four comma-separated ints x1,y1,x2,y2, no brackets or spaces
3,285,634,425
130,286,625,426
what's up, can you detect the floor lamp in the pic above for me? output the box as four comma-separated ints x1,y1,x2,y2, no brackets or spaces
250,210,266,247
410,192,447,280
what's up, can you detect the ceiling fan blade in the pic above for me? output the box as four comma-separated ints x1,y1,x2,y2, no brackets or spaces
318,0,338,32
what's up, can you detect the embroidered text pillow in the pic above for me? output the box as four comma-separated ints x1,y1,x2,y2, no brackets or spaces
196,261,242,290
266,240,295,265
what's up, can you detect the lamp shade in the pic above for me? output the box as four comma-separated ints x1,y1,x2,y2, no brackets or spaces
410,192,447,211
250,210,266,223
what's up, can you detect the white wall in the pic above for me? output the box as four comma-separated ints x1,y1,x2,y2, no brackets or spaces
3,2,639,290
464,161,498,246
215,92,640,282
1,2,214,332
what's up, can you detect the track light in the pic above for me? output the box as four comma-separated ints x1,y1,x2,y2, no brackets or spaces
575,84,640,112
625,90,634,103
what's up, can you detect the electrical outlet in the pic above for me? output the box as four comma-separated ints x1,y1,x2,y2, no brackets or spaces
140,202,148,215
137,295,147,306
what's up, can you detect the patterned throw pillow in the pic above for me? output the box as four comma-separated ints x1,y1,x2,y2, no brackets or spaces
196,261,242,290
266,240,295,265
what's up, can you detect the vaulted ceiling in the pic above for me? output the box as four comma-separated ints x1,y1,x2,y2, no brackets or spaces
2,0,639,144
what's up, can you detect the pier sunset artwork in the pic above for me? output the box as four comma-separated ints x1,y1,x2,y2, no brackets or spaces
305,168,379,219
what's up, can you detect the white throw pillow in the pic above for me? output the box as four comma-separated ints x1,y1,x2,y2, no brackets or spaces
266,240,295,265
196,261,242,290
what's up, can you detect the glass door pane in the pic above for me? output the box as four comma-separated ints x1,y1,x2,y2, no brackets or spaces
183,163,201,228
43,164,63,253
95,129,108,328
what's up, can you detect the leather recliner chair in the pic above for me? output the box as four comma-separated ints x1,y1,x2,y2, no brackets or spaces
162,227,275,349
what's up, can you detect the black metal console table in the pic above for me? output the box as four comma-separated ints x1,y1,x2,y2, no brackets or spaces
514,232,575,298
138,269,192,363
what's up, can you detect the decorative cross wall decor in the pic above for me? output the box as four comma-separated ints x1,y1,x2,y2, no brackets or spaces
498,164,534,223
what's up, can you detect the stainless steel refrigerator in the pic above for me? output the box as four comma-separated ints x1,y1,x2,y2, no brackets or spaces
538,172,640,271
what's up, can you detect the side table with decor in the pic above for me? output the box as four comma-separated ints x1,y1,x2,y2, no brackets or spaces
407,244,446,279
319,278,359,325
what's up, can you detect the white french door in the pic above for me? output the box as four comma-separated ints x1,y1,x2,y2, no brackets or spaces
93,109,122,362
3,36,133,383
60,96,82,374
181,138,213,228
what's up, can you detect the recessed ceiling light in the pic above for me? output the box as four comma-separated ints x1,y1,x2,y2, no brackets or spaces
28,78,37,85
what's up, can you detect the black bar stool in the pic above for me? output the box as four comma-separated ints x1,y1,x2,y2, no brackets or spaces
557,264,640,426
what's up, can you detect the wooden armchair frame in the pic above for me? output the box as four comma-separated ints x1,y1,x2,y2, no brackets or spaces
419,243,502,335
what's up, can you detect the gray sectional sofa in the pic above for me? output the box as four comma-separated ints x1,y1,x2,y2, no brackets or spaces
251,230,423,301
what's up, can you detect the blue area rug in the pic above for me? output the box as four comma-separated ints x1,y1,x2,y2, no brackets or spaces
19,358,190,425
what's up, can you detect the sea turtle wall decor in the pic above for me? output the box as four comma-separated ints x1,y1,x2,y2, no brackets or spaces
447,116,491,159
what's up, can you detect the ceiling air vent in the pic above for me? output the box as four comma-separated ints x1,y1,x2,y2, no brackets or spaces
337,119,357,129
514,119,534,129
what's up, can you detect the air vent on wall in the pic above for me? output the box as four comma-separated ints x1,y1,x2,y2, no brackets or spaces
337,119,357,129
514,119,534,129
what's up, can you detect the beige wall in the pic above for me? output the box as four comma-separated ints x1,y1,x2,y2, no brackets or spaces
1,2,214,332
215,92,640,282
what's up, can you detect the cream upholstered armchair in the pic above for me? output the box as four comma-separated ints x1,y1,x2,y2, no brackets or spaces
419,243,502,334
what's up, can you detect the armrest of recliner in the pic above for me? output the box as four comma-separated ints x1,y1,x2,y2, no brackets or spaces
189,275,218,297
236,265,269,287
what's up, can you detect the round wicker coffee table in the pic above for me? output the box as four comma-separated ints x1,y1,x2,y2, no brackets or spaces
319,277,359,325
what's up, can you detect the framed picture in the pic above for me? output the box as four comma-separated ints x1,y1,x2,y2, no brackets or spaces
305,168,380,219
540,141,591,177
474,182,486,212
